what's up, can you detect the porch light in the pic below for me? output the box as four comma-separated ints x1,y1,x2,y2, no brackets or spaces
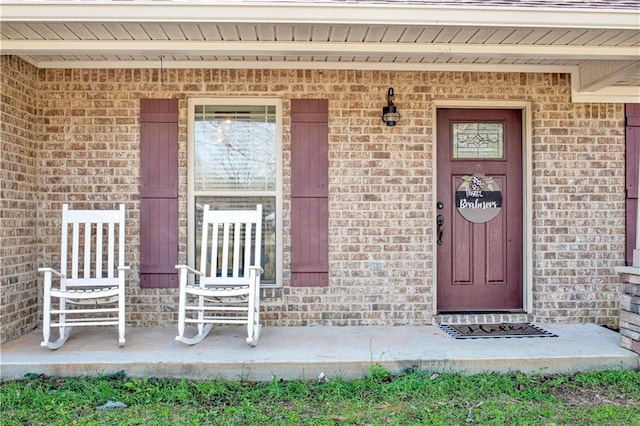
381,87,400,126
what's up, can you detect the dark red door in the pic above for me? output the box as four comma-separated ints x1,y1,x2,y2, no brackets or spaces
626,104,640,266
437,109,523,312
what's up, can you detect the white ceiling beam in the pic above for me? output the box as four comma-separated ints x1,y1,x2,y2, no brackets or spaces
3,40,639,61
578,60,640,92
17,57,576,73
1,1,639,30
572,77,640,103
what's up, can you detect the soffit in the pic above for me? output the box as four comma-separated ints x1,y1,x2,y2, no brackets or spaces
1,0,639,102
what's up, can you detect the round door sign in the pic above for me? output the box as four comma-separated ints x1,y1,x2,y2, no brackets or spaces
455,175,502,223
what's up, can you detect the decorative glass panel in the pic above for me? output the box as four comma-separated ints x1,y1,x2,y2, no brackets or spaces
194,105,276,191
453,123,504,159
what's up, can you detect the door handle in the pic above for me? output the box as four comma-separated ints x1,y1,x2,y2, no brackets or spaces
437,214,445,246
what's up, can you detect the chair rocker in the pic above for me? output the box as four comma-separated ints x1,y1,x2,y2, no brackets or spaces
40,204,129,349
176,204,263,346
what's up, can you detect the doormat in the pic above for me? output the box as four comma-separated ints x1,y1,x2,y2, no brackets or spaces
438,323,557,339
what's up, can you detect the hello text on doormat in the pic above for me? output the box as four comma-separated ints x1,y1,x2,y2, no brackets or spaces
439,323,558,339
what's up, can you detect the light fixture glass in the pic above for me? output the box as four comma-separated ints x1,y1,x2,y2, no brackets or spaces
382,87,400,126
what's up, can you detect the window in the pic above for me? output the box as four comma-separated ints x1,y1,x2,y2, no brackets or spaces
188,98,282,286
453,122,504,159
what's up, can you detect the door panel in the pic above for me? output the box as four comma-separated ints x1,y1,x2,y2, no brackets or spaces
627,104,639,265
486,175,506,285
437,109,523,312
486,225,507,285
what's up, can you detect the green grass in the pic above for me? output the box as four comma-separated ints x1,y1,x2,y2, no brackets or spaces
2,368,639,425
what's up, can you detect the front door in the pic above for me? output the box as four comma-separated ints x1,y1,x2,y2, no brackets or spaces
437,108,523,312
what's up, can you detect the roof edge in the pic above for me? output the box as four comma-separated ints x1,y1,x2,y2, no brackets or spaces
1,2,639,30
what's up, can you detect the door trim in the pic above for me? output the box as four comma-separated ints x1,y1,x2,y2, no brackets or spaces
431,100,533,315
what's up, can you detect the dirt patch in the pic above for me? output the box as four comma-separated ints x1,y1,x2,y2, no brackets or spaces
551,386,637,408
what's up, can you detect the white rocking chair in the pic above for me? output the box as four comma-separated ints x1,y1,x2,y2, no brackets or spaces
40,204,129,349
176,204,263,346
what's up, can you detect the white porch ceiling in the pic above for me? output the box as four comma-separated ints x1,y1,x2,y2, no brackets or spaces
1,0,639,102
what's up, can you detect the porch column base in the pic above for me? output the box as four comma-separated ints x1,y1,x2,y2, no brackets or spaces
615,267,640,355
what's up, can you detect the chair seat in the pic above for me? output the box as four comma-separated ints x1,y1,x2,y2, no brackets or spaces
50,286,120,302
185,284,250,297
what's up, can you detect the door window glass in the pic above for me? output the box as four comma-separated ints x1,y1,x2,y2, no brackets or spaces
453,122,504,159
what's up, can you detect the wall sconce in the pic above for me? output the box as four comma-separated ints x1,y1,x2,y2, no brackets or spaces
381,87,400,126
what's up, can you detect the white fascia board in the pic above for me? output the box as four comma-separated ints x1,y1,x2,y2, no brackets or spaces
4,40,640,61
1,1,639,30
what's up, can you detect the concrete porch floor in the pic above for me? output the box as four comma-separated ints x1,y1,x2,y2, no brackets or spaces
1,323,638,382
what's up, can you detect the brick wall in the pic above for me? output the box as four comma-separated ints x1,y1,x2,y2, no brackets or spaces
533,99,626,325
0,58,627,342
0,56,39,342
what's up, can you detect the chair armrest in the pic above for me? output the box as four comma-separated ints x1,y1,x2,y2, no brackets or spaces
38,267,65,278
249,265,264,274
118,265,131,271
175,264,202,276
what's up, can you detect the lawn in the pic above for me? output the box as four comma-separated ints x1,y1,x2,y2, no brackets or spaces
1,367,639,425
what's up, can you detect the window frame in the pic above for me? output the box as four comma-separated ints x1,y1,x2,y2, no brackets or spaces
187,97,283,287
